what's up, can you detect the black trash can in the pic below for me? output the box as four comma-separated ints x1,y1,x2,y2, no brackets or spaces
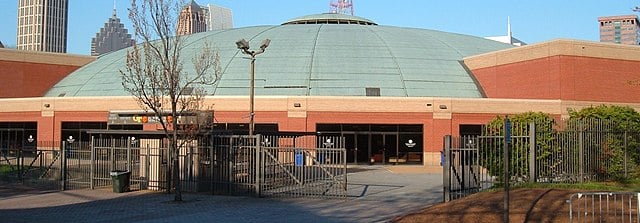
110,170,131,193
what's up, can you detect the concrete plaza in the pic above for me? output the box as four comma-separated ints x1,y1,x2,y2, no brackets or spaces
0,166,443,223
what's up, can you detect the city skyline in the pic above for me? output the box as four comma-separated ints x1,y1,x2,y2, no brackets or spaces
1,0,639,55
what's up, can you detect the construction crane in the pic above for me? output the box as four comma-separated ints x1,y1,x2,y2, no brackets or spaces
330,0,354,15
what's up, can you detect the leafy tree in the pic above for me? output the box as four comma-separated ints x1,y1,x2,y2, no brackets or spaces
481,112,555,183
568,105,640,180
121,0,221,201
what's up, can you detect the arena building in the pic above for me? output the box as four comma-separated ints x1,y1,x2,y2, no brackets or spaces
1,13,640,166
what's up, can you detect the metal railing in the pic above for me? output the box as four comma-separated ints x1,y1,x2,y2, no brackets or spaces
1,134,347,199
444,118,640,202
568,192,640,223
0,142,63,190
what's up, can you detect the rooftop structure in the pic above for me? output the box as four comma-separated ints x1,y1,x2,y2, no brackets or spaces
330,0,354,15
485,17,526,46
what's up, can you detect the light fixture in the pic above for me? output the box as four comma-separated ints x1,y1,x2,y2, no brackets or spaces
439,105,447,109
323,138,334,147
235,39,249,50
293,103,301,107
235,38,271,136
67,135,75,144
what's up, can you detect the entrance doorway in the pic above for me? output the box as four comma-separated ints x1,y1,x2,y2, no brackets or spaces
317,124,423,165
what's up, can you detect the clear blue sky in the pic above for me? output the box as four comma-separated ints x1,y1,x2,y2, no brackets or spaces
1,0,639,55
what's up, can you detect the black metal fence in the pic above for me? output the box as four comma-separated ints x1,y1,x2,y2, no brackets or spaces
444,119,640,202
1,134,347,199
1,142,62,191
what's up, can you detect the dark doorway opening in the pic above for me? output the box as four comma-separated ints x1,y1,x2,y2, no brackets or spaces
317,124,423,165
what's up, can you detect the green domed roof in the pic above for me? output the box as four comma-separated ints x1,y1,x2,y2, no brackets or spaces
46,14,512,98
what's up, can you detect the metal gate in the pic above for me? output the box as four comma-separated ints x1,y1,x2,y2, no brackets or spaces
443,135,486,202
442,128,532,202
1,142,62,190
84,134,347,198
201,134,348,198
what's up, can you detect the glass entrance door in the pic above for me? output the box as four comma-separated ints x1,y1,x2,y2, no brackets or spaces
344,133,370,164
370,134,399,164
355,134,368,164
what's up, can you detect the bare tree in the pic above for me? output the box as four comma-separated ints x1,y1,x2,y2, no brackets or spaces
120,0,221,201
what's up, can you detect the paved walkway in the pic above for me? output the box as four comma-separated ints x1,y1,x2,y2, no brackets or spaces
0,166,443,223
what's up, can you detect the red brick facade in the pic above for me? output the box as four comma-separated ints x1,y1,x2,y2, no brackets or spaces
472,55,640,103
0,60,83,98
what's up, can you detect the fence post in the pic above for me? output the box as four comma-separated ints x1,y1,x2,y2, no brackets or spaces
255,135,262,197
624,130,628,178
209,135,214,194
443,135,451,202
18,146,23,182
127,138,132,172
90,136,95,190
61,142,67,191
166,140,172,194
504,117,511,223
109,138,115,172
578,123,584,183
528,122,536,183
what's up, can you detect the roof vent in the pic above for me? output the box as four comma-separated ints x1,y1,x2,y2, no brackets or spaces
366,87,380,97
282,13,377,26
182,87,194,95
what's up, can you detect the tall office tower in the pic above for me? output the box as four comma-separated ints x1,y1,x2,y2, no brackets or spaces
205,4,233,31
17,0,68,53
176,0,208,35
91,8,134,56
598,15,640,45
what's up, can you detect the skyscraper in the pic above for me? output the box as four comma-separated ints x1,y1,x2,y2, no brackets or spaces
91,8,134,56
598,15,640,45
205,4,233,31
17,0,68,53
176,0,207,36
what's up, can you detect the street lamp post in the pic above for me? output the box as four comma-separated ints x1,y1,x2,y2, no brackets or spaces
235,38,271,136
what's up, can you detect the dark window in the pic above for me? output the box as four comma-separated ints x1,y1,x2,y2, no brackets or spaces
343,124,370,132
460,124,482,136
399,124,423,133
61,122,107,143
316,124,341,132
365,87,380,96
108,125,143,130
371,124,398,132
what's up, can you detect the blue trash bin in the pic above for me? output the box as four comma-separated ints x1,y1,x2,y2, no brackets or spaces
295,150,304,166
